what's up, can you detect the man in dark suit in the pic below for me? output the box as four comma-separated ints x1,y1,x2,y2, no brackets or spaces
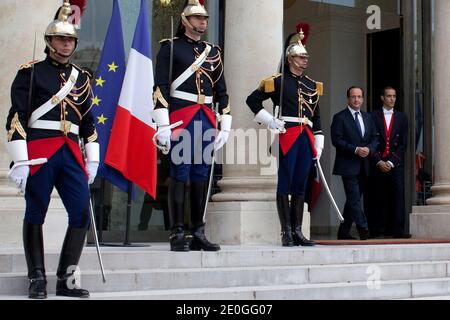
369,87,410,239
331,86,378,240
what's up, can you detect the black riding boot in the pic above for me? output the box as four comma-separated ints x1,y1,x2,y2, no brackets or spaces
189,181,220,251
168,179,190,252
56,227,90,298
276,194,294,247
23,222,47,299
290,195,315,246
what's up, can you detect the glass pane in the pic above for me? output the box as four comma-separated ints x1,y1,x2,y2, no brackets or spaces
306,0,400,14
75,0,220,243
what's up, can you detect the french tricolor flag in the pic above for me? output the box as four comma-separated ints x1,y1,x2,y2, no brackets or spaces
105,0,157,198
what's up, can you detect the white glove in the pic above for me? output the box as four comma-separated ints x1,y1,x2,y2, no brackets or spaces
8,164,29,194
156,126,172,151
151,108,172,152
254,109,285,133
214,131,229,152
86,161,99,185
214,114,232,152
268,118,285,131
314,134,325,161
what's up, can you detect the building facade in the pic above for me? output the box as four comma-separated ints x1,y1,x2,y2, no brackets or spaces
0,0,446,245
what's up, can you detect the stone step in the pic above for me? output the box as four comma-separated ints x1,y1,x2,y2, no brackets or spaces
3,244,450,273
0,259,448,296
2,278,450,300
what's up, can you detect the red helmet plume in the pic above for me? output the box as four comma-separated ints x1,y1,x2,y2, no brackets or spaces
296,22,310,45
69,0,86,17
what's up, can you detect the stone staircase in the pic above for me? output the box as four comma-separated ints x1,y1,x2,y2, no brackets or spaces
1,243,450,300
0,171,67,248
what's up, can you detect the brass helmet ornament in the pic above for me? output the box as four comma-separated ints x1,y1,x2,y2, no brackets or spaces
160,0,172,7
181,0,209,34
286,22,310,59
44,0,86,57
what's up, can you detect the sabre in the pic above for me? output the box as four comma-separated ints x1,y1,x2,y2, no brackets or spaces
278,15,286,123
87,190,106,283
152,14,177,156
316,160,345,222
169,16,174,91
27,32,37,118
8,158,47,174
202,104,220,224
80,141,106,283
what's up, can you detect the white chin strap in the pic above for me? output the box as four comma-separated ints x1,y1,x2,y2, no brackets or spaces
45,37,77,59
181,14,206,34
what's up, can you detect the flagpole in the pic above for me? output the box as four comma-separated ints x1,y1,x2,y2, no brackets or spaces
98,178,106,244
124,182,133,245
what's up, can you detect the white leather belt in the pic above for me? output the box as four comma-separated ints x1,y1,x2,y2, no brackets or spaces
29,120,79,135
282,117,313,129
171,44,211,93
171,90,213,104
28,67,79,126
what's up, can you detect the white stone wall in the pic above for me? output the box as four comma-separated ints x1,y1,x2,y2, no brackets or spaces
0,0,60,173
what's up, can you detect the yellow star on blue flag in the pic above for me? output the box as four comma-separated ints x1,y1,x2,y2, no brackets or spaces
97,114,108,125
95,77,106,87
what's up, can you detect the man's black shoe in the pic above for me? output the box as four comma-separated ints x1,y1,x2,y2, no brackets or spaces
281,231,294,247
357,228,370,240
28,277,47,299
393,233,412,239
56,279,89,298
292,230,315,246
170,232,190,252
337,233,357,240
190,226,221,251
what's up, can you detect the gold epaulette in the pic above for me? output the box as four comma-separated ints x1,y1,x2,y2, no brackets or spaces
203,41,222,52
259,74,281,93
72,63,93,78
159,37,178,44
316,82,324,96
19,60,40,70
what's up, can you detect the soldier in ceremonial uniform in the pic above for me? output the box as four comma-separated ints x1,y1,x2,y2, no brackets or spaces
153,0,232,252
5,1,98,298
246,24,324,247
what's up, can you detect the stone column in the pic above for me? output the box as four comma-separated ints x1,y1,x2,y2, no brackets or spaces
206,0,310,245
411,1,450,238
0,0,60,175
0,1,67,248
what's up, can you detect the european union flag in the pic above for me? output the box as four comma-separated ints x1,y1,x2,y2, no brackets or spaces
91,0,129,192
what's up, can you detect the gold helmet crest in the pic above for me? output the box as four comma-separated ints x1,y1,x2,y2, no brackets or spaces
286,23,310,58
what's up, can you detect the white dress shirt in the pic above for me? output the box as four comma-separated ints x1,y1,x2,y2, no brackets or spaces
382,107,395,168
383,107,394,128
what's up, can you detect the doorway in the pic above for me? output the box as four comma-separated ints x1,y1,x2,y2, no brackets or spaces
367,28,402,112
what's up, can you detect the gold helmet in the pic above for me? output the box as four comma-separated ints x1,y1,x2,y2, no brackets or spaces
44,0,79,55
181,0,209,34
286,22,310,58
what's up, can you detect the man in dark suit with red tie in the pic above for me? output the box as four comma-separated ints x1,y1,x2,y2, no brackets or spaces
369,87,410,239
331,86,378,240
